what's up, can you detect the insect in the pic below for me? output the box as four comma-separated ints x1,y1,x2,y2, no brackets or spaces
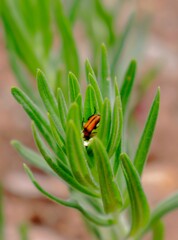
83,114,101,140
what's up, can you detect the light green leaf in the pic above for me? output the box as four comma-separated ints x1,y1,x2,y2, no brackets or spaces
57,88,68,130
67,102,81,131
88,73,103,112
97,98,111,148
66,120,98,189
99,43,111,99
32,123,98,198
120,59,137,115
68,72,81,103
24,164,113,226
120,153,150,236
11,87,55,150
152,220,165,240
84,85,99,121
107,95,123,158
85,59,96,83
37,69,65,140
11,140,54,175
134,88,160,175
19,223,28,240
92,137,123,213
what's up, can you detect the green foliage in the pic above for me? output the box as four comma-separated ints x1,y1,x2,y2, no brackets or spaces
11,44,178,240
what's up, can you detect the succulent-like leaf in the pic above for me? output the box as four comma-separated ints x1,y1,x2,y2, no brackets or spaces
92,137,123,213
84,85,99,121
68,72,81,103
152,220,165,240
11,140,54,175
97,98,111,148
57,88,68,130
24,164,113,226
67,102,81,131
32,123,98,197
85,59,96,83
120,153,150,236
99,43,111,99
120,59,137,115
88,73,103,112
107,95,123,158
134,88,160,175
11,87,55,150
66,120,98,189
37,69,65,140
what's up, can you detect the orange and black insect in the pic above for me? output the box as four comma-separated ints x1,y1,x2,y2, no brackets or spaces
83,114,100,140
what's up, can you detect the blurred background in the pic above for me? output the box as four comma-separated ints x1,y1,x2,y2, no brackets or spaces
0,0,178,239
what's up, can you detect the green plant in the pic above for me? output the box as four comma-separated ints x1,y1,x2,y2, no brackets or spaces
1,0,152,102
11,44,178,240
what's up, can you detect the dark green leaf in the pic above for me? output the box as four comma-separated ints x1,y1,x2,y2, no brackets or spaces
134,88,160,175
92,137,123,213
120,153,150,236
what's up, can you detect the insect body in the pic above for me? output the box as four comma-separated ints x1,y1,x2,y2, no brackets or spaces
83,114,100,140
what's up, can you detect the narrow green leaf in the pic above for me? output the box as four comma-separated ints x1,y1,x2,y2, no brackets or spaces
120,153,150,236
37,69,65,140
11,87,56,150
0,185,4,240
68,72,81,103
24,164,113,226
69,0,81,24
107,96,123,158
97,98,111,148
75,93,83,126
134,88,160,175
152,220,165,240
66,120,97,189
120,60,137,115
84,85,99,121
67,102,81,131
99,43,111,99
111,13,135,76
85,59,96,83
88,73,103,112
113,141,122,176
19,223,28,240
53,0,79,76
149,192,178,228
11,140,54,175
57,88,68,130
32,123,99,198
92,137,123,213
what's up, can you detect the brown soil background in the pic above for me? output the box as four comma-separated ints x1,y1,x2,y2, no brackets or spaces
0,1,178,239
